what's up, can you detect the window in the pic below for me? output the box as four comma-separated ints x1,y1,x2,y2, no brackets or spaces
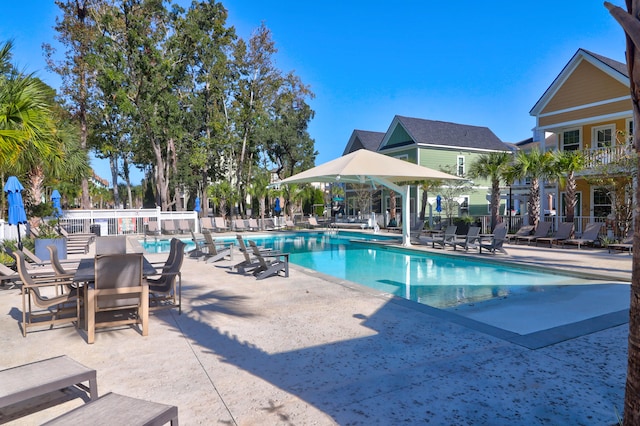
561,129,580,151
626,119,634,143
592,188,612,218
456,156,465,176
593,125,614,148
459,196,469,216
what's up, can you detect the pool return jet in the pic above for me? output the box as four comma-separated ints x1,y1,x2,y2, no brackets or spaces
271,149,463,247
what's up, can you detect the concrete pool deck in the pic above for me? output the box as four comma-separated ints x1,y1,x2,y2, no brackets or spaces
0,234,633,425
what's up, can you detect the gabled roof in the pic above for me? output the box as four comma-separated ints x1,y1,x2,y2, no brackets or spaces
343,130,385,155
379,115,510,152
530,48,629,115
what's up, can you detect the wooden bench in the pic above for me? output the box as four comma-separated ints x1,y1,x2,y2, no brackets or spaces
42,392,178,425
0,355,98,410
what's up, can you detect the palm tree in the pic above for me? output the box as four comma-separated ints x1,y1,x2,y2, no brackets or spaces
513,148,555,228
552,150,586,224
418,179,443,221
0,41,58,173
468,152,512,231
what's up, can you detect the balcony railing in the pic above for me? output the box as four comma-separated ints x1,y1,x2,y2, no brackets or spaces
582,145,632,169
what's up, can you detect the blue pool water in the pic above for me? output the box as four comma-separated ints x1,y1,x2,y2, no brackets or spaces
140,231,597,308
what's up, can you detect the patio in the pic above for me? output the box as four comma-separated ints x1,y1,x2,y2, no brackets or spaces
0,236,632,425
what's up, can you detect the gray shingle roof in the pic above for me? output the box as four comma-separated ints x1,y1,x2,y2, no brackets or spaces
389,115,510,151
343,130,385,155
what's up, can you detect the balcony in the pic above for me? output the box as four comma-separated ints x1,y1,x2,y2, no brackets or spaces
581,144,633,170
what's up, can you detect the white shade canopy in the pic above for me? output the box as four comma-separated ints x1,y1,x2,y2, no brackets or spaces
275,149,463,246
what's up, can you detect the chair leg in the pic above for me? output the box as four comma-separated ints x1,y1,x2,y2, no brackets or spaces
87,288,95,344
140,285,149,337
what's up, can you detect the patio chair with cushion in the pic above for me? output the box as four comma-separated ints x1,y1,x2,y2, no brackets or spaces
14,251,78,336
148,240,185,314
562,222,603,249
86,253,148,344
514,221,551,245
248,240,289,280
535,222,574,247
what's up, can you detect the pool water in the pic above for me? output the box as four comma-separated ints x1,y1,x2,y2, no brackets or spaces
141,231,599,308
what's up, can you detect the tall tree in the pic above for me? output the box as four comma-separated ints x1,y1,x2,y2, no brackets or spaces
419,179,443,221
44,0,98,209
512,148,555,228
468,151,512,231
604,3,640,424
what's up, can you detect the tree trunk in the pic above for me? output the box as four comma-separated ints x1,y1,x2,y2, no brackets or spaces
603,3,640,423
420,189,428,220
491,179,501,232
565,171,577,224
109,155,120,208
528,178,540,227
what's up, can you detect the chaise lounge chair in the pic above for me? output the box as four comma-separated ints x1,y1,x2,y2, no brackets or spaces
608,230,633,254
562,222,603,249
505,224,534,243
535,222,574,248
214,217,230,232
514,221,551,245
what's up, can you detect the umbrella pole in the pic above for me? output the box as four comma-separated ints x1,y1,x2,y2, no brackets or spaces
17,223,22,251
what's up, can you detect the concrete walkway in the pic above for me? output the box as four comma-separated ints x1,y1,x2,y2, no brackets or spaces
0,235,633,425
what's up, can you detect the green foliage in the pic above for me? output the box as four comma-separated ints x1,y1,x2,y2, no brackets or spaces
0,251,14,266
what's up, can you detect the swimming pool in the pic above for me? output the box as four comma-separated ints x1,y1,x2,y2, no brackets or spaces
140,231,603,308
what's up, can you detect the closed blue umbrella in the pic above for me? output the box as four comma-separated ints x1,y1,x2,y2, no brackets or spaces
51,189,63,218
274,197,281,214
4,176,28,250
436,195,442,213
194,197,201,213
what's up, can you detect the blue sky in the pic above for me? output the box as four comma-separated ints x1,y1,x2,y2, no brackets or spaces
0,1,628,186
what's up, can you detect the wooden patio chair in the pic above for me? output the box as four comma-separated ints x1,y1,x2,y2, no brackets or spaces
248,240,289,280
86,253,148,344
14,251,78,336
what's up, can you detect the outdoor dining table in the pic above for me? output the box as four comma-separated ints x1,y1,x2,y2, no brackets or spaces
73,256,158,283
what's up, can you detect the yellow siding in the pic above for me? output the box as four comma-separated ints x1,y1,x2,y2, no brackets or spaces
538,99,631,127
541,60,629,114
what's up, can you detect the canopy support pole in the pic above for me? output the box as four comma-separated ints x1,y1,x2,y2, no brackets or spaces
370,177,411,246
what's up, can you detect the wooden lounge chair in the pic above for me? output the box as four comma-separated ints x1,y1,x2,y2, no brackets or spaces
514,221,551,245
608,230,633,254
148,240,185,314
452,226,481,251
199,230,233,263
535,222,574,247
248,240,289,280
233,235,262,273
562,222,603,249
417,225,457,248
86,253,148,344
214,217,230,232
474,223,508,255
14,251,78,336
0,355,98,418
42,392,178,426
505,224,534,243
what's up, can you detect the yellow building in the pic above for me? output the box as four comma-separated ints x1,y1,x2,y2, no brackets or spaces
528,48,633,236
